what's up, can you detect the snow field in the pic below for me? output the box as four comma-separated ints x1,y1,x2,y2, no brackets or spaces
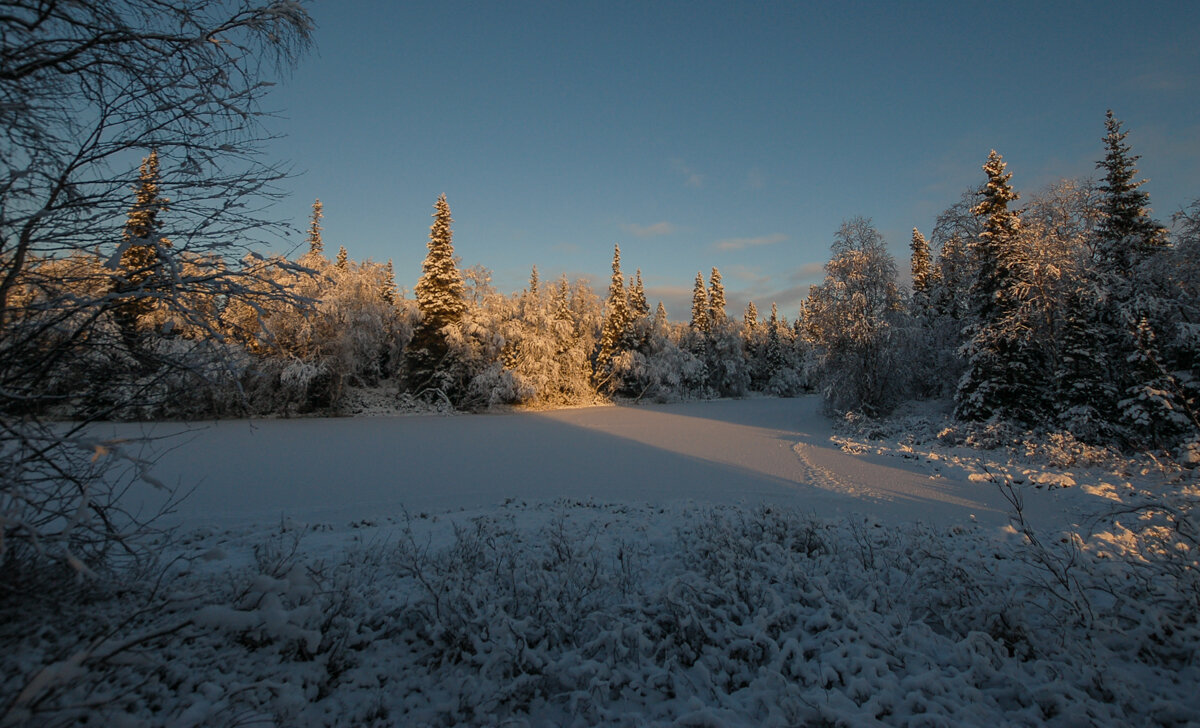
3,397,1198,726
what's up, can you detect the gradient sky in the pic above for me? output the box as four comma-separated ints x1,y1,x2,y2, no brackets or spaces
263,1,1199,320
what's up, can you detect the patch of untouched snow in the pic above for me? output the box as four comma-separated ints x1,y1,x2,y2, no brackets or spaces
109,396,1022,531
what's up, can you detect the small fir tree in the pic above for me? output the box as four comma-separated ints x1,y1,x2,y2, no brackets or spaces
335,246,348,270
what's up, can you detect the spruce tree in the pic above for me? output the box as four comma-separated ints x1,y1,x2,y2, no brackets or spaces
1095,111,1166,275
528,265,540,296
307,198,324,256
414,194,466,324
690,272,709,333
1091,112,1188,446
766,302,785,377
335,245,348,270
552,275,572,323
113,149,171,345
910,227,933,306
381,259,397,306
744,301,759,336
629,269,650,319
405,194,467,396
708,267,726,326
595,244,632,382
653,301,668,328
956,151,1043,422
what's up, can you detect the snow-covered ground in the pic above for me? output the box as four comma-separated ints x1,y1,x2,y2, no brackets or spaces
3,397,1198,726
112,396,1055,530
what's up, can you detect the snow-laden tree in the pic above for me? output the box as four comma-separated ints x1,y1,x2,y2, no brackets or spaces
405,194,468,400
629,269,650,319
595,245,634,391
909,227,933,313
708,267,726,326
804,217,905,414
1087,113,1193,447
955,151,1047,423
1095,111,1168,277
689,272,709,335
111,150,172,350
307,199,324,256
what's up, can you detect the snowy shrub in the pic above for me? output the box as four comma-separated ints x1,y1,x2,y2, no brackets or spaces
5,497,1200,725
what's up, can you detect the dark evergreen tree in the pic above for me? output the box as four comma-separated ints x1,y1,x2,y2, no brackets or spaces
955,151,1045,423
113,149,170,346
1091,113,1191,447
765,302,786,378
1095,111,1167,276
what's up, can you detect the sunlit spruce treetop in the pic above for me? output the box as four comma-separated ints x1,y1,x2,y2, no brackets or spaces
1096,110,1167,271
415,194,466,326
969,150,1021,321
307,199,324,256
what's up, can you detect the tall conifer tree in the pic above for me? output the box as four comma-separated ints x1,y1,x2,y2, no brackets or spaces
1095,111,1166,276
114,150,171,343
956,151,1043,422
406,194,467,396
690,272,709,333
307,198,324,256
910,227,933,307
708,267,726,326
595,244,632,379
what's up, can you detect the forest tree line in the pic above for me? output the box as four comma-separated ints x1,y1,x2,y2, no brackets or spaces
7,112,1200,455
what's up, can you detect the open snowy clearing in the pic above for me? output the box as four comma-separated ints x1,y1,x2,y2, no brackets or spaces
112,396,1089,532
4,397,1198,727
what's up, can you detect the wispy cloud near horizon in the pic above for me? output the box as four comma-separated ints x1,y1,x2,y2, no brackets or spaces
713,233,788,251
621,221,678,238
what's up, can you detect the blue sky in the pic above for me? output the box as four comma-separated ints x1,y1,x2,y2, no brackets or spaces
264,1,1199,320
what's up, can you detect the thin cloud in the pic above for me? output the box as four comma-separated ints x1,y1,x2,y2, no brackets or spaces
671,159,705,188
621,221,677,238
713,233,788,251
